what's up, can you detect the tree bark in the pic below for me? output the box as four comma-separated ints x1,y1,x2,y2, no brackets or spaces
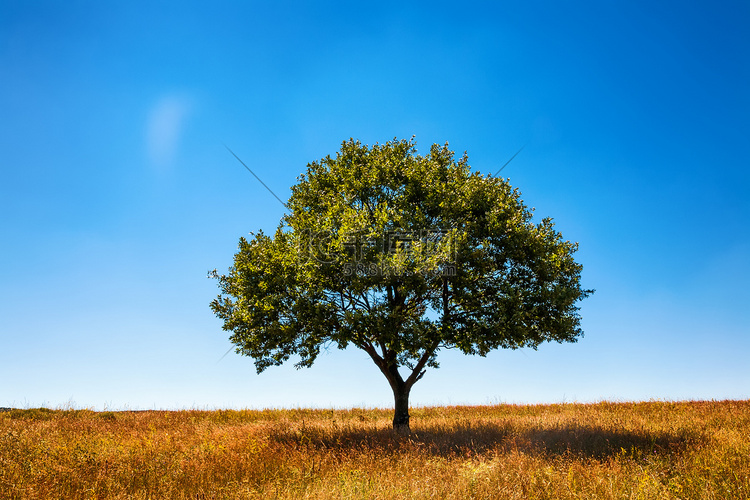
392,382,411,434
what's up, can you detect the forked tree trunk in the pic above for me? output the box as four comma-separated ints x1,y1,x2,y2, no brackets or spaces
392,383,411,433
365,343,433,434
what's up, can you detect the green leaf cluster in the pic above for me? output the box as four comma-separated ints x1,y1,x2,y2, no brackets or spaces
211,137,592,390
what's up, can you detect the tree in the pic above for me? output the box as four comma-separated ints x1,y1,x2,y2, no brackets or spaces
210,138,593,432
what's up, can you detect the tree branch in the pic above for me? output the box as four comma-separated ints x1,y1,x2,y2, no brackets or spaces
404,342,439,388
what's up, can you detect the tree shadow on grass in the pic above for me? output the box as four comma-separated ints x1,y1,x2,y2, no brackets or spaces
270,421,705,460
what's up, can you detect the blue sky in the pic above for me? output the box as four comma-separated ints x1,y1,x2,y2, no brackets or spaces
1,0,748,410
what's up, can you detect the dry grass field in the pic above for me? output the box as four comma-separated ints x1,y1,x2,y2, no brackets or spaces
1,400,748,499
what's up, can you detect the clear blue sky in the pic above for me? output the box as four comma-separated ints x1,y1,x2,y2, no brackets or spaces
1,0,748,410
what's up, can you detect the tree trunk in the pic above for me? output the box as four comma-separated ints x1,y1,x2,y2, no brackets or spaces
392,383,411,433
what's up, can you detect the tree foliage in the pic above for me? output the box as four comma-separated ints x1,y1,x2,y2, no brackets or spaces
211,138,593,430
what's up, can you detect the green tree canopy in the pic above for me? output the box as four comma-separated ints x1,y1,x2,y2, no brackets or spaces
211,138,593,431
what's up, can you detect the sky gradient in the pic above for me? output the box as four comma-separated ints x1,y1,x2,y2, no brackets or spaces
1,0,748,410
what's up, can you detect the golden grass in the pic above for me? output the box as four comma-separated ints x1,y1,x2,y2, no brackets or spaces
1,400,748,499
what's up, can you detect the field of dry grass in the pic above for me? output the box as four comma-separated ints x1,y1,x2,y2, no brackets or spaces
1,400,748,499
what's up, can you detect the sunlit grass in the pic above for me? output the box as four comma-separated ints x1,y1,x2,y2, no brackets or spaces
1,400,748,499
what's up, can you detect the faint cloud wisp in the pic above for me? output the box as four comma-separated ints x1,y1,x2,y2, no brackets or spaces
146,95,192,172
